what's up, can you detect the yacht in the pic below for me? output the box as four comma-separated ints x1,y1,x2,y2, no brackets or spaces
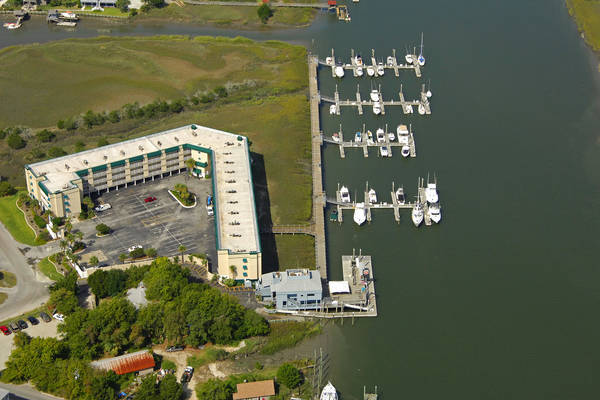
387,55,395,66
380,146,390,157
340,186,351,203
334,64,345,78
401,145,410,158
388,131,396,141
426,90,432,98
332,132,340,142
4,22,21,29
366,65,375,76
418,33,426,66
57,21,77,27
366,130,374,145
373,102,382,115
370,89,380,102
376,128,385,143
425,180,439,204
329,104,337,115
353,203,367,226
397,124,409,135
368,189,377,204
354,131,362,143
418,103,426,115
60,11,79,20
428,202,442,223
395,187,406,205
412,194,424,227
405,52,413,64
320,382,338,400
354,54,363,66
325,56,334,65
356,66,364,77
376,61,385,76
403,104,413,114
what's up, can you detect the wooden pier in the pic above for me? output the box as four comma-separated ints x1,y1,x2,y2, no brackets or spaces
320,48,422,78
364,386,378,400
323,123,416,159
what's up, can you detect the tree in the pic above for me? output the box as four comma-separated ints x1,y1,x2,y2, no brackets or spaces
89,256,99,267
64,220,72,233
257,3,273,23
185,158,195,176
229,265,237,279
0,181,17,197
48,147,67,158
35,129,55,143
145,248,158,258
144,258,190,302
136,375,159,400
49,288,79,315
97,138,109,147
159,374,183,400
119,253,128,263
277,363,302,389
213,86,228,98
141,0,165,10
178,245,186,262
95,223,111,235
130,247,145,259
88,270,127,298
7,133,26,149
195,378,233,400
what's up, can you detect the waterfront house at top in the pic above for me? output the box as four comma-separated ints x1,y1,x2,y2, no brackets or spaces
256,269,323,310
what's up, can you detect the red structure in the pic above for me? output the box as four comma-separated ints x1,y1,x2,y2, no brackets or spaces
328,0,337,6
90,350,156,376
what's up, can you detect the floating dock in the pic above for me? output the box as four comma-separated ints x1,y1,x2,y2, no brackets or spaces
321,48,422,78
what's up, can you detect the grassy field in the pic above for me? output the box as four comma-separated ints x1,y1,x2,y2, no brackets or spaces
0,270,17,288
137,4,315,27
38,257,63,281
275,235,315,268
0,194,37,246
566,0,600,51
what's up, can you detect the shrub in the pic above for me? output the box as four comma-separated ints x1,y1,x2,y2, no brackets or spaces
51,217,64,227
257,3,273,23
213,86,228,98
7,133,26,149
129,247,145,259
145,248,157,258
71,241,86,252
97,138,109,147
95,224,111,235
107,110,120,123
34,215,47,229
36,129,55,143
63,118,77,131
276,363,302,389
0,182,17,197
48,147,67,158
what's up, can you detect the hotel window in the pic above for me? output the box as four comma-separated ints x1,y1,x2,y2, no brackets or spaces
243,265,248,270
243,258,247,263
243,272,248,277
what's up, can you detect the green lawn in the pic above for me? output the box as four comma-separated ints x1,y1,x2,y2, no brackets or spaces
0,293,7,306
0,270,17,288
0,194,37,246
566,0,600,51
275,235,315,269
38,257,63,281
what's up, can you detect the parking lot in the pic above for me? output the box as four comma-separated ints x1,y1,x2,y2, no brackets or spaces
77,174,216,268
0,319,59,369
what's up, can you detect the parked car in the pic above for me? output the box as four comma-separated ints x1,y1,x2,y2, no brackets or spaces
17,320,28,330
94,203,111,212
180,366,194,383
0,325,11,336
9,322,19,332
39,312,52,322
53,313,65,322
27,316,39,325
166,346,184,353
144,196,157,203
127,245,142,253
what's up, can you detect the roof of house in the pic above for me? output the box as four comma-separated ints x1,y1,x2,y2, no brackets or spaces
90,350,155,375
232,380,276,400
259,268,322,294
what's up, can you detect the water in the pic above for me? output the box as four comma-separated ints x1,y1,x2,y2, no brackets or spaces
3,1,600,398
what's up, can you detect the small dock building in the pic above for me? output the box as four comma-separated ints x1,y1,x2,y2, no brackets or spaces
256,269,323,310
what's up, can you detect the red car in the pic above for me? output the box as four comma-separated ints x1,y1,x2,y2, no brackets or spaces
0,325,11,335
144,196,157,203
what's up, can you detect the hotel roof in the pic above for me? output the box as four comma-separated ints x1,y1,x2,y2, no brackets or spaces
26,125,260,254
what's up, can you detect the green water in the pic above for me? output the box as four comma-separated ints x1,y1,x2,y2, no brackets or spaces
2,0,600,398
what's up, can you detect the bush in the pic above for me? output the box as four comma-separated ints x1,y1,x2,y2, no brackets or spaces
51,217,64,227
48,147,67,158
107,110,120,123
145,248,157,258
63,118,77,131
88,270,128,298
71,241,86,252
7,133,26,149
36,129,55,143
95,224,111,235
277,363,302,389
34,215,47,229
129,247,145,259
0,181,17,197
257,3,273,23
97,138,109,147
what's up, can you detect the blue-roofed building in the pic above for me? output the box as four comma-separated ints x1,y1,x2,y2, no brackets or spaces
256,269,322,310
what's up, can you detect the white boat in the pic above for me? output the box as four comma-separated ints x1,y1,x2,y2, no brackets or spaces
368,189,377,204
366,130,374,145
370,89,379,102
57,21,77,27
340,186,351,203
325,56,333,65
386,55,395,66
398,133,409,145
412,201,424,227
334,65,345,78
332,132,340,142
428,202,441,223
418,33,426,66
373,102,382,115
376,61,385,76
366,65,375,76
404,104,413,114
353,203,367,226
426,90,432,98
329,104,337,115
356,66,363,77
60,11,79,20
354,131,362,143
425,181,439,204
376,128,385,143
388,132,395,141
418,103,426,115
405,53,413,64
320,382,338,400
401,145,410,158
397,124,409,135
354,55,363,66
379,146,390,157
395,187,406,204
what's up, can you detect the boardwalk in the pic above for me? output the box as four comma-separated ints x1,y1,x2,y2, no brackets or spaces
264,224,316,235
309,55,328,280
184,0,329,8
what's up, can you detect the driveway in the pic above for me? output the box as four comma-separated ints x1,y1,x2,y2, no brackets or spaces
0,222,51,322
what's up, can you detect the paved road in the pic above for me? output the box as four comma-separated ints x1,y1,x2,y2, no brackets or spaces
0,383,63,400
183,0,328,8
0,222,51,321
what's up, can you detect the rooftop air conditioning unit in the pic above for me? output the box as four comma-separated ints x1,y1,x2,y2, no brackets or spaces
174,137,179,142
65,164,70,170
138,145,144,151
120,150,125,156
83,160,88,165
157,141,162,146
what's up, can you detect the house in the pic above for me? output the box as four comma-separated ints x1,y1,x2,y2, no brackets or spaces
232,379,275,400
90,350,155,376
256,269,322,310
80,0,117,8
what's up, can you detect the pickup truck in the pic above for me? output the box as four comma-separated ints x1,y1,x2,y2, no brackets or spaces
180,366,194,383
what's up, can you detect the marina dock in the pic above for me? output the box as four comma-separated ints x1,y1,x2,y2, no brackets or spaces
322,48,422,78
323,123,416,159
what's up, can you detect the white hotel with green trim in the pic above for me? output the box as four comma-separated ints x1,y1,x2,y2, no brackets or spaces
24,125,262,280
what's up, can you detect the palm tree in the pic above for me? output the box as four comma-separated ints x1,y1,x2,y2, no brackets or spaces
64,220,72,233
59,240,68,253
178,245,186,263
188,254,195,265
75,231,83,242
229,265,237,279
89,256,99,267
185,158,195,178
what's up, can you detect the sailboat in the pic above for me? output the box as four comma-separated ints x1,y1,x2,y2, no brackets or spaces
405,46,413,64
376,61,385,76
353,202,367,226
418,103,426,115
320,382,338,400
367,130,374,145
370,89,380,102
418,33,426,66
366,65,375,76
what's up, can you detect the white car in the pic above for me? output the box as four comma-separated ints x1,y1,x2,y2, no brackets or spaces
53,313,65,322
127,245,142,253
94,203,111,212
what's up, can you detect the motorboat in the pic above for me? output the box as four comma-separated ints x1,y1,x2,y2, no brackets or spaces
418,104,426,115
403,104,413,114
401,145,410,158
353,203,367,226
356,66,363,77
60,11,79,20
4,22,21,29
373,102,382,115
366,65,375,76
370,89,380,102
354,54,363,66
376,128,385,143
340,186,351,203
412,201,424,227
426,90,432,98
405,53,413,64
398,133,409,145
387,55,395,66
368,189,377,204
354,131,362,143
388,131,396,141
397,124,409,135
376,61,385,76
395,187,406,205
428,202,442,223
57,21,76,27
334,65,345,78
329,104,337,115
325,56,334,65
380,146,390,157
425,181,439,204
366,130,374,145
320,382,338,400
332,132,340,142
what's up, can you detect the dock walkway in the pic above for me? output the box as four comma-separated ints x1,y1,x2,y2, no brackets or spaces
184,0,329,8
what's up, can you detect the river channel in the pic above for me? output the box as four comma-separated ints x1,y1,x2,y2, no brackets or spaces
3,0,600,398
